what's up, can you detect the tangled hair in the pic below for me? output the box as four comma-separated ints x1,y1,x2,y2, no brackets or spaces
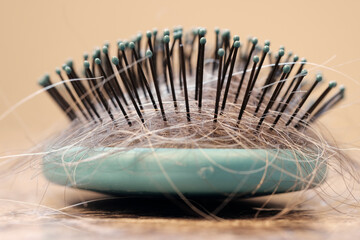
2,27,360,220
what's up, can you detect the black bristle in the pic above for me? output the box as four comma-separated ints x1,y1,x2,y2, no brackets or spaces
214,49,224,123
179,44,190,122
147,51,166,121
55,69,89,121
234,38,257,104
254,49,284,115
286,74,322,126
40,27,344,134
256,65,291,130
272,70,307,128
295,81,336,128
39,75,77,121
220,41,240,113
164,36,177,109
84,64,115,122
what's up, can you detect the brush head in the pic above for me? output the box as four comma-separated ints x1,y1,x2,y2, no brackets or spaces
38,26,346,199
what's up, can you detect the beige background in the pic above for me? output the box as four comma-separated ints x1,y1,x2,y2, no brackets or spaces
0,0,360,239
0,0,360,149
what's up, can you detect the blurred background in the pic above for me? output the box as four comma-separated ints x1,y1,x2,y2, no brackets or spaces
0,0,359,151
0,0,360,239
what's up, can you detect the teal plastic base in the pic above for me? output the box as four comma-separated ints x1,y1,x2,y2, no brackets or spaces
43,147,326,197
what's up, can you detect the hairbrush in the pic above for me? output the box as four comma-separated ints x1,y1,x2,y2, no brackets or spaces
38,26,345,198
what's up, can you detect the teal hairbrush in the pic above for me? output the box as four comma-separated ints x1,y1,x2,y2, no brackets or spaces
38,26,344,197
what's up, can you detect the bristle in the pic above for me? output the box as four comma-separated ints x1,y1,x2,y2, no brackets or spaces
256,65,291,130
112,56,144,124
214,48,225,123
295,81,337,128
197,37,206,110
163,35,177,109
55,67,89,121
234,37,258,104
220,40,240,113
254,48,285,115
272,69,308,128
64,66,100,122
147,50,166,121
309,85,345,123
39,26,345,136
237,55,259,122
38,74,77,121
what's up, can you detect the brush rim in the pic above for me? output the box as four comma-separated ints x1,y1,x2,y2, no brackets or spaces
42,147,327,197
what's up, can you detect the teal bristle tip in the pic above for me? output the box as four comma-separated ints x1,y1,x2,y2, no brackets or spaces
329,81,337,88
234,41,240,48
163,35,170,43
119,43,126,51
136,33,142,41
65,66,72,74
293,55,299,62
263,45,270,53
153,28,158,35
174,32,180,39
199,28,206,36
278,49,285,56
66,59,73,67
252,37,258,45
316,74,323,82
38,74,50,87
146,31,152,38
84,61,90,69
102,46,108,54
129,42,135,49
95,58,101,65
55,68,61,75
301,69,308,75
146,50,153,58
283,65,291,73
301,58,307,63
163,29,170,36
233,35,240,41
111,56,119,65
340,85,345,92
199,37,206,45
214,27,220,34
264,40,270,46
83,52,89,60
253,55,260,63
217,48,225,57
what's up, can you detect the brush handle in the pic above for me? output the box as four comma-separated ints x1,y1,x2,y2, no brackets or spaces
43,148,326,197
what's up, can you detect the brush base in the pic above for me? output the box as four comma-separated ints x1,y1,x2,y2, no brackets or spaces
43,147,326,197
